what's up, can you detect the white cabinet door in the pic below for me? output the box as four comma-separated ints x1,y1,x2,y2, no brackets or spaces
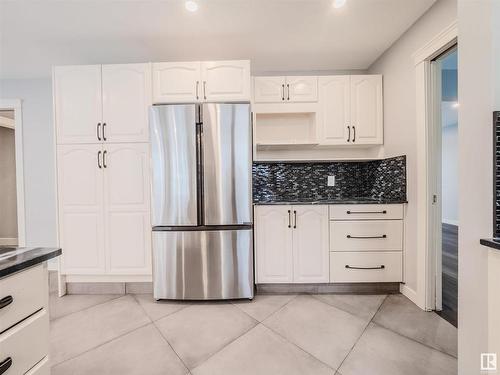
201,60,251,101
102,64,152,143
350,75,383,145
291,205,329,283
152,62,201,103
57,144,105,274
103,143,151,275
253,76,286,103
54,65,102,144
318,76,350,145
255,206,293,283
286,76,318,102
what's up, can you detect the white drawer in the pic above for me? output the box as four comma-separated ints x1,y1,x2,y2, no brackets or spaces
329,204,403,220
329,252,402,282
0,309,49,375
25,357,50,375
330,220,403,252
0,264,48,333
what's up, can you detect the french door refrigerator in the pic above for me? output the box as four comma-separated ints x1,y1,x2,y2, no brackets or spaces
150,103,253,300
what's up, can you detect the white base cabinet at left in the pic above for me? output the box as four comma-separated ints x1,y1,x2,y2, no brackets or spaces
57,143,152,278
0,264,50,375
254,205,329,283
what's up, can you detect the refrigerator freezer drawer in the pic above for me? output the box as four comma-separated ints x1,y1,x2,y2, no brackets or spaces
153,229,254,300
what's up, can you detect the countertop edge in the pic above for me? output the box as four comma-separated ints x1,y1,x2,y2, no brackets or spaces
253,201,408,205
480,239,500,251
0,248,62,279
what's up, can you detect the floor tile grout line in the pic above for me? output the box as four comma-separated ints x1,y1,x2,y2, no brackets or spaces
334,294,389,373
50,321,152,369
151,320,192,374
307,293,387,321
231,294,298,322
130,294,192,322
49,293,126,322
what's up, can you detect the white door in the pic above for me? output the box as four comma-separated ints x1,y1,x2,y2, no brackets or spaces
201,60,251,102
54,65,102,144
286,76,318,102
318,76,350,145
292,205,329,283
255,205,293,283
102,63,152,143
350,75,383,145
57,144,105,274
253,77,286,103
103,143,151,275
152,62,201,103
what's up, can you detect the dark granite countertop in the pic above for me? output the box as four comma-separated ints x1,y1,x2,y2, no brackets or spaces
0,247,62,278
253,199,408,205
480,239,500,251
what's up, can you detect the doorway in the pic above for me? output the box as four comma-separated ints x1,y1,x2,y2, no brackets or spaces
431,46,458,327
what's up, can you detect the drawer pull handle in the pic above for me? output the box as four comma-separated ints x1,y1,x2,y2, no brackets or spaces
347,235,387,239
0,357,12,374
287,210,291,228
346,210,387,214
0,295,13,310
345,265,385,270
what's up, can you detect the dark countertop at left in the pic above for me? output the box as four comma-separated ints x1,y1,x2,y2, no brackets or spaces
480,239,500,251
0,247,62,278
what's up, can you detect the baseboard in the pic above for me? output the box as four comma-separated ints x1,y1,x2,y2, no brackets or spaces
256,282,401,295
400,283,424,308
65,281,153,295
0,237,18,246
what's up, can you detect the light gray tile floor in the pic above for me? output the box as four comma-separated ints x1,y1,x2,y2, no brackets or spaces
50,292,457,374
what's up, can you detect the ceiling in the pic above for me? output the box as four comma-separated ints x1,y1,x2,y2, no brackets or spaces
0,0,436,79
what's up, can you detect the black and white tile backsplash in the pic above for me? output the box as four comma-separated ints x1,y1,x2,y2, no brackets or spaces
253,155,407,203
494,111,500,238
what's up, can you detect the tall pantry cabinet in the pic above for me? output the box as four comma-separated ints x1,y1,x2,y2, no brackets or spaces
54,64,152,281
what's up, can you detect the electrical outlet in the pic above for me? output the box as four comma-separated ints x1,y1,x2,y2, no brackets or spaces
327,175,335,187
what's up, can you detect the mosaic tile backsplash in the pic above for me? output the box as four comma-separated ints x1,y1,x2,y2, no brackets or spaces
253,155,407,203
494,111,500,238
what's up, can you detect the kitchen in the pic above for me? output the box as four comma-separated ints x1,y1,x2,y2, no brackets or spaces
1,0,497,374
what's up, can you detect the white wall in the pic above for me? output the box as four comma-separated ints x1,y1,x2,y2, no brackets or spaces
0,78,57,249
368,0,457,295
0,126,18,239
441,102,458,225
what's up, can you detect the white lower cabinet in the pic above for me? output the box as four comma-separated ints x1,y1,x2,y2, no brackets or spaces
255,205,329,283
329,252,402,283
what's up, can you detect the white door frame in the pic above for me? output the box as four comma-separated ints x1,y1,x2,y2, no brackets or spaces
0,99,26,247
412,21,457,310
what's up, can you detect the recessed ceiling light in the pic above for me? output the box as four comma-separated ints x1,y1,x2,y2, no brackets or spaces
185,0,198,12
333,0,346,8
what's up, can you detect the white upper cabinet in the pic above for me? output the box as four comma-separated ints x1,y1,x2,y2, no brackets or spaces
152,60,251,103
253,77,286,103
317,74,383,146
292,205,329,283
318,76,350,145
255,205,293,283
350,75,383,145
103,143,151,275
201,60,251,102
54,65,102,144
152,62,201,103
102,64,152,143
253,76,318,103
286,76,318,102
57,144,105,274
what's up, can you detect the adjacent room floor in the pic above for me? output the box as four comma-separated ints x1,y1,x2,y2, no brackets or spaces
49,288,457,375
440,223,458,327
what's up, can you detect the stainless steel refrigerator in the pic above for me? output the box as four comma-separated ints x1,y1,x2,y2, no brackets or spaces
150,103,253,300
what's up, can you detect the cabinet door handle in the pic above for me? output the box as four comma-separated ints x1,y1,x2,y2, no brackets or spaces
196,81,199,100
347,235,387,239
102,122,107,141
347,126,351,142
352,125,356,142
287,83,290,100
346,210,387,215
281,84,285,101
0,295,13,310
345,265,385,270
0,357,12,374
293,210,297,229
97,123,101,141
97,151,102,169
103,150,107,168
288,210,291,228
203,81,207,100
